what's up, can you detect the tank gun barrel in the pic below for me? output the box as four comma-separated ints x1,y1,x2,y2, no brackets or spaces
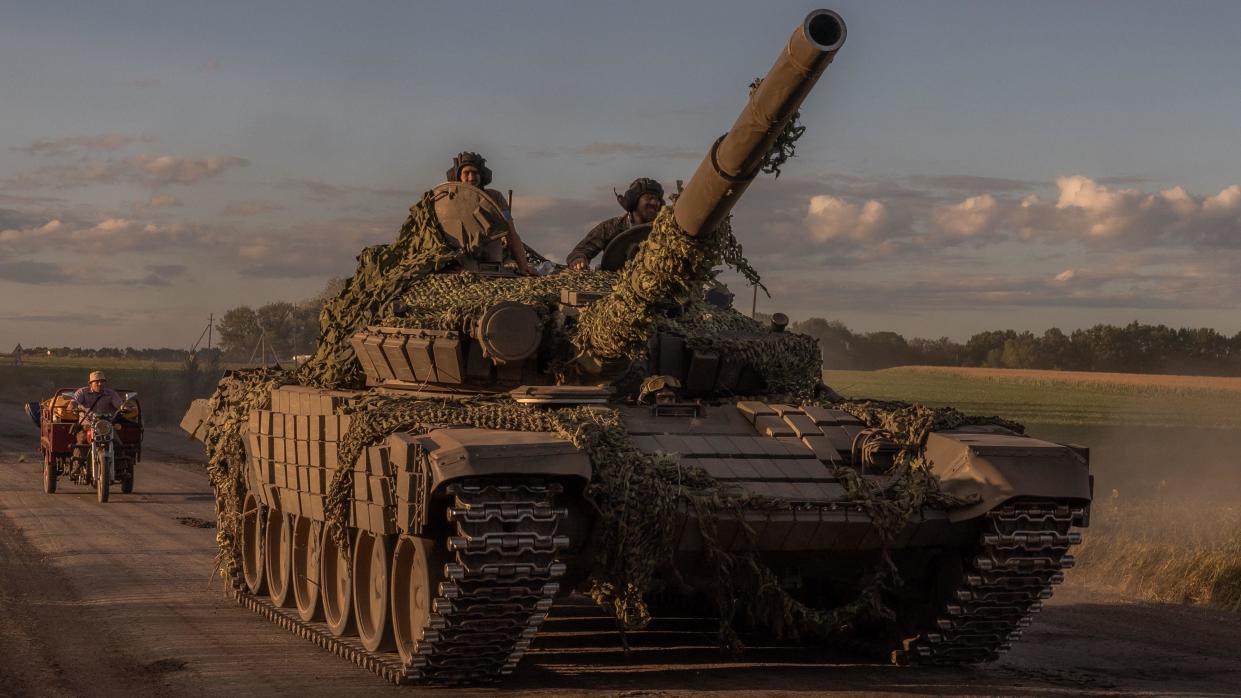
674,9,846,237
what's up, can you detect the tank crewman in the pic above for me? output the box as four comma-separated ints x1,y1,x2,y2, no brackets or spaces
70,370,125,445
567,178,665,270
446,152,534,275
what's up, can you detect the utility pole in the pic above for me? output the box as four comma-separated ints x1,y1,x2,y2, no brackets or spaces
208,313,213,351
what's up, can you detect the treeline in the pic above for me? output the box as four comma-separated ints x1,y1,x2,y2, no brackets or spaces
16,346,222,363
215,279,344,361
792,319,1241,376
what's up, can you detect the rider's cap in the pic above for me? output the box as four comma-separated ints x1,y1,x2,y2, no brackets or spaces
89,370,107,382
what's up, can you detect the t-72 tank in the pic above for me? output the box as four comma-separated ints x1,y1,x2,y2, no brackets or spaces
184,8,1091,686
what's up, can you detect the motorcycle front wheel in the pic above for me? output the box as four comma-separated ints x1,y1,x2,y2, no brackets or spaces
93,445,111,503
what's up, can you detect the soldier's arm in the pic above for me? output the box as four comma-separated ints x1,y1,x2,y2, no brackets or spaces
486,189,533,274
567,219,618,268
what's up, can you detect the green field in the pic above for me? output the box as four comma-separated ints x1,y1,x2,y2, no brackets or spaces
825,366,1241,611
1,356,229,426
824,366,1241,429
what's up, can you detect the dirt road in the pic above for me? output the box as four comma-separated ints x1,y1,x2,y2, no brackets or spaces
2,405,1240,697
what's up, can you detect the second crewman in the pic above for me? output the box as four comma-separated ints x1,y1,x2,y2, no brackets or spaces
567,178,664,270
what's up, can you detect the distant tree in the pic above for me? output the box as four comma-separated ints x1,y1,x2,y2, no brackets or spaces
217,306,261,360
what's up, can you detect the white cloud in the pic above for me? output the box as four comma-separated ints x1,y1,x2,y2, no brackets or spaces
933,194,998,236
131,154,248,185
805,195,889,242
1017,176,1241,245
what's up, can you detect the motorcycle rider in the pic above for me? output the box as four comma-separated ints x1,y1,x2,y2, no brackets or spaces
70,371,125,446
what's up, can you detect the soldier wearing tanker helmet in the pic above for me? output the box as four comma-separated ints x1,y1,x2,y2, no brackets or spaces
445,151,534,275
567,178,664,270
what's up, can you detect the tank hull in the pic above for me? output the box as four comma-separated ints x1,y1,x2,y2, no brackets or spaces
197,383,1088,682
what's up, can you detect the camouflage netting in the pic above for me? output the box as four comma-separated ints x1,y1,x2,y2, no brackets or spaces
748,77,806,179
296,193,458,389
377,268,617,330
575,207,713,361
200,366,295,584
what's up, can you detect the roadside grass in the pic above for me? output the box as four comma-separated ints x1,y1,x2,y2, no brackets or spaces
825,365,1241,613
1073,494,1241,612
1,357,232,426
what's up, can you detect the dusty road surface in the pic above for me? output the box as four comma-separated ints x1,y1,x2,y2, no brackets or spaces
2,404,1241,698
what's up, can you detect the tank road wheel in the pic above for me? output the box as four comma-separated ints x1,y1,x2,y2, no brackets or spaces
391,535,445,666
352,530,394,652
42,450,57,494
240,493,266,594
264,509,294,607
320,525,355,637
292,518,323,622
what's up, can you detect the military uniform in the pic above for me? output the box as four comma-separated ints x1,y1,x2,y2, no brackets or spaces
567,213,635,268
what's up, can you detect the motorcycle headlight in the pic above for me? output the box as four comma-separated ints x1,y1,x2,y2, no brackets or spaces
94,421,113,439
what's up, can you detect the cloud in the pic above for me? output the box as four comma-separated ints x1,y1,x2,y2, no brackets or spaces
906,174,1032,192
223,199,283,216
0,260,66,284
16,134,136,156
570,142,700,160
804,195,890,242
1015,176,1241,246
0,212,206,256
278,178,411,202
22,153,249,189
933,194,999,236
129,154,249,185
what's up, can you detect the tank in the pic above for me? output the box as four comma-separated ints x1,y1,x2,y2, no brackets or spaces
184,8,1091,685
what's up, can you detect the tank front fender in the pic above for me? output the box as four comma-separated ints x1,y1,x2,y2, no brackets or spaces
418,427,592,491
180,398,211,443
924,428,1091,522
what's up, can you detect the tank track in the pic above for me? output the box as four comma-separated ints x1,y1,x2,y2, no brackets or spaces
893,500,1086,665
231,478,568,685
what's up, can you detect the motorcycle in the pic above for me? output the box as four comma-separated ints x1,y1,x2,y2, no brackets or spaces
78,393,139,503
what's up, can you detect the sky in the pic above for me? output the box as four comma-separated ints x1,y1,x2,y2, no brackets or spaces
2,0,1239,349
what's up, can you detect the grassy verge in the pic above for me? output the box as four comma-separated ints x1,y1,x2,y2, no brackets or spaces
1,358,228,426
1073,495,1241,611
826,366,1241,611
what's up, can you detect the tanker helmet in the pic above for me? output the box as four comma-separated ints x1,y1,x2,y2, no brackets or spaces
615,178,664,212
446,151,493,188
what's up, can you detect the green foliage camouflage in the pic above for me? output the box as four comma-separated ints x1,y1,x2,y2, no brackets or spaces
748,77,806,179
297,194,458,389
201,366,295,584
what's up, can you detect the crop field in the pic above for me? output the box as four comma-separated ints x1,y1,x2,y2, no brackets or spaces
824,365,1241,429
827,365,1241,613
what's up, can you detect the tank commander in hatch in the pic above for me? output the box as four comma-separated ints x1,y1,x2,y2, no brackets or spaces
446,151,534,275
567,178,664,270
